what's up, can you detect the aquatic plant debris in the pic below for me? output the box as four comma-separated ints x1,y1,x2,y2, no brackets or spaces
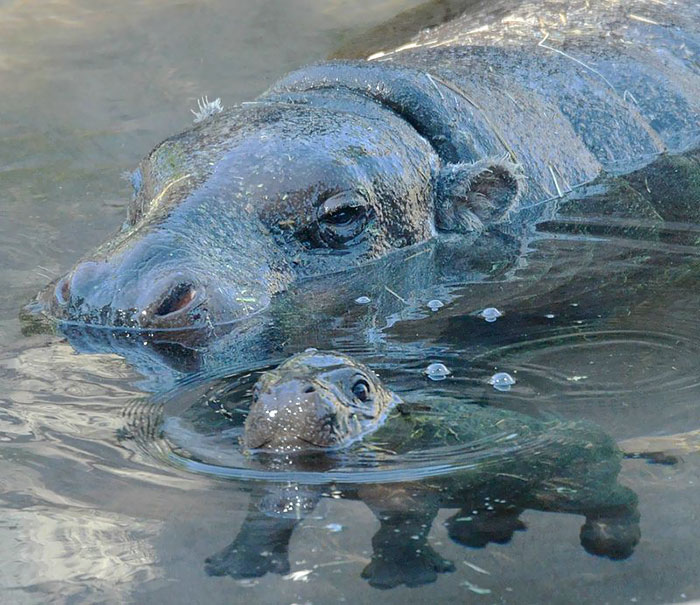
424,362,451,380
479,307,503,322
284,569,312,582
489,372,516,391
461,580,492,594
191,96,223,123
464,561,491,575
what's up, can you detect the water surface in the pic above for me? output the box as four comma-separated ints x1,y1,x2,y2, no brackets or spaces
1,1,698,603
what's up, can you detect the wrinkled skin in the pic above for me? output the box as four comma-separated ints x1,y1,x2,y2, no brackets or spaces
32,0,699,333
203,350,645,588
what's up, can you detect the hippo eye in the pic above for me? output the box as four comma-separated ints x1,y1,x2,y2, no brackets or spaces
351,379,371,402
315,192,370,248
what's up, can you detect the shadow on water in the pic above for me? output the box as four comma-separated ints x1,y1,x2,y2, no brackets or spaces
1,0,700,603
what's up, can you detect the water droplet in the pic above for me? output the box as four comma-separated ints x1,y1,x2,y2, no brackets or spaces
479,307,503,322
488,372,516,391
325,523,343,533
354,296,371,305
424,362,451,381
427,299,444,311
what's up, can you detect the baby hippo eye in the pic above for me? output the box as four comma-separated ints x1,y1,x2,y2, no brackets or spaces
351,379,371,402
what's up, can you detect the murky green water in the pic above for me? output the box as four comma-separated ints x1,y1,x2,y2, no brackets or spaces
1,1,699,603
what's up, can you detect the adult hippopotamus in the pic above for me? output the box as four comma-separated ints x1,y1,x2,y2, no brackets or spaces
35,0,699,331
200,349,652,588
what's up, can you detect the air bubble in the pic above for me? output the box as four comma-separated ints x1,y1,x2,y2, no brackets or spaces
424,363,451,381
354,296,371,305
488,372,516,391
479,307,503,322
427,299,444,311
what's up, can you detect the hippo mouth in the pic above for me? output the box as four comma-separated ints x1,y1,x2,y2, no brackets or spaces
33,268,273,333
246,433,340,451
244,410,350,452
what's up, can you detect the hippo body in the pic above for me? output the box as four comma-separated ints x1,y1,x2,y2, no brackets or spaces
36,0,699,333
203,351,643,588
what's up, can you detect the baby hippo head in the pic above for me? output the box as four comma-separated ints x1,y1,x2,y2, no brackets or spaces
243,350,399,453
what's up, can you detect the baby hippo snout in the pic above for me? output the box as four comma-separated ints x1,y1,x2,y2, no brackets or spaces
243,378,349,452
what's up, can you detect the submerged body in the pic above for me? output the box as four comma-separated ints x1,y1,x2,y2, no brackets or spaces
211,350,642,587
34,0,699,332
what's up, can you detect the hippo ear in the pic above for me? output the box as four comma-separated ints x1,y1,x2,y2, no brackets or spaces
435,158,525,233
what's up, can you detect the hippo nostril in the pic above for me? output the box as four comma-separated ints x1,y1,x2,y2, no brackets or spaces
154,283,197,317
304,385,316,393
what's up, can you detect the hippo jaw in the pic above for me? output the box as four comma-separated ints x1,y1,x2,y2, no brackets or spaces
243,350,398,453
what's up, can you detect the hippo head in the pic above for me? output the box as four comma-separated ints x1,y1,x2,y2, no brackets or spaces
243,350,399,452
36,63,524,331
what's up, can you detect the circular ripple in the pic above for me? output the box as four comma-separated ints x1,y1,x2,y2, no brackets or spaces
126,367,577,485
471,329,700,400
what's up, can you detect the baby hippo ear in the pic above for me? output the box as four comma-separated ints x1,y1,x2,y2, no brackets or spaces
435,158,525,233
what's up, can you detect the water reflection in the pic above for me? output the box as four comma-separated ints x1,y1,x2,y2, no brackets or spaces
149,360,642,589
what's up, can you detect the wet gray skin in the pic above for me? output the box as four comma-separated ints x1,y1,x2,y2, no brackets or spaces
243,349,400,451
32,0,699,331
25,148,700,394
219,349,646,587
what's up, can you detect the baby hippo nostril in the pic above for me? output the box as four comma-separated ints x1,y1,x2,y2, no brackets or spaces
154,283,197,317
304,385,316,393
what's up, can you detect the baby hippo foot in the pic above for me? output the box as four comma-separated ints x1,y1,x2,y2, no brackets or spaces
205,539,290,578
580,512,641,560
446,507,526,548
361,543,455,589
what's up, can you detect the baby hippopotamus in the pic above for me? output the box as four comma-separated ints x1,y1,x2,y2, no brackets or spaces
243,348,400,452
218,350,644,587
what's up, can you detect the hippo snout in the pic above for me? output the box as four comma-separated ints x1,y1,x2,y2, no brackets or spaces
48,255,270,330
243,378,353,452
50,260,206,328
